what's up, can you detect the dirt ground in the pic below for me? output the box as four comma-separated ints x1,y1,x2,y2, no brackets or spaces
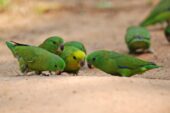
0,0,170,113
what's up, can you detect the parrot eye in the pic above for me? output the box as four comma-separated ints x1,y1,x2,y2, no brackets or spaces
52,41,56,44
92,57,96,61
73,56,77,60
54,65,57,68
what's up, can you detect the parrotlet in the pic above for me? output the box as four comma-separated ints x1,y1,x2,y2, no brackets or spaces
125,26,151,54
6,41,65,75
87,50,160,77
140,0,170,27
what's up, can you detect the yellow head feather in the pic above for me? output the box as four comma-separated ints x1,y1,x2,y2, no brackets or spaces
73,50,86,60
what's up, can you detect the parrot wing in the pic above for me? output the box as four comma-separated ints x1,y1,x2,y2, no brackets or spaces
109,52,151,70
13,44,38,63
140,0,170,26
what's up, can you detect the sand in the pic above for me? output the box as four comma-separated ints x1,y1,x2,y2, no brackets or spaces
0,0,170,113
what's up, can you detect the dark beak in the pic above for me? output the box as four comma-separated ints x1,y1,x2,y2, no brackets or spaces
87,63,93,69
60,44,64,51
80,60,85,67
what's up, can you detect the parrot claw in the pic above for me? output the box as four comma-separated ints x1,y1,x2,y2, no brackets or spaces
41,73,50,76
23,72,28,76
49,71,52,75
73,73,78,76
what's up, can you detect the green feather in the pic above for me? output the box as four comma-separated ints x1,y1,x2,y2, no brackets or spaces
6,41,18,57
87,50,159,77
39,36,64,55
64,41,86,53
140,0,170,26
6,41,65,74
125,26,151,53
60,46,86,74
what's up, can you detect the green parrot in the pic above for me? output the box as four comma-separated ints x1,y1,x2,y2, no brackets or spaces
140,0,170,27
39,36,64,55
164,25,170,42
6,41,65,75
125,26,151,54
39,37,86,75
87,50,159,77
64,41,86,53
59,46,86,75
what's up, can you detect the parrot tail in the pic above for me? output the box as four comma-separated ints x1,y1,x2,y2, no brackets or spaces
6,41,29,57
140,19,151,27
144,62,160,70
6,41,16,56
10,41,29,46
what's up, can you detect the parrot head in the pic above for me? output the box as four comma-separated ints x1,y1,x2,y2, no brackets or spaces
39,36,64,54
126,26,150,44
87,50,106,69
68,50,86,68
64,41,86,54
50,55,66,73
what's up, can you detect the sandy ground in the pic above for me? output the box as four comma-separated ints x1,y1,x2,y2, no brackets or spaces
0,0,170,113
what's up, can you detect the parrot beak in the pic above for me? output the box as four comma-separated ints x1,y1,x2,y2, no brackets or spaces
87,63,93,69
59,44,64,51
57,44,64,53
79,60,85,67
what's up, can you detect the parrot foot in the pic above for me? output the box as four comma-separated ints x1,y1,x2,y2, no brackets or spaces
23,72,28,76
35,71,42,75
129,49,153,55
41,73,50,76
22,68,29,76
56,71,63,75
49,71,52,75
128,49,137,54
146,48,154,53
73,73,78,76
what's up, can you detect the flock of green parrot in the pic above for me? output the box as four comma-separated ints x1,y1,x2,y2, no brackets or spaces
6,0,170,77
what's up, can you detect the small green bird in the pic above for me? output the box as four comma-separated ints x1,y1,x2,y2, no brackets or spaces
125,26,151,54
164,25,170,42
6,41,65,75
87,50,159,77
140,0,170,27
59,46,86,75
39,36,64,55
64,41,86,53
